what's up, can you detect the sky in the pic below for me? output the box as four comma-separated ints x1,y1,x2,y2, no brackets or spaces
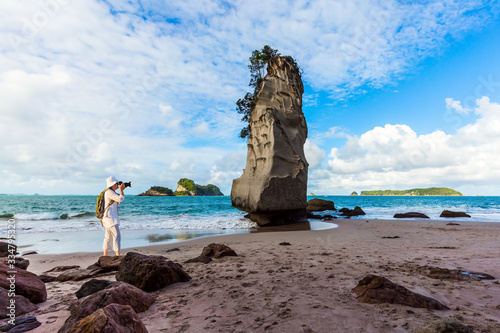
1,0,500,196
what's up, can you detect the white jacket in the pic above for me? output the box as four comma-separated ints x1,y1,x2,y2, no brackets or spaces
101,189,124,228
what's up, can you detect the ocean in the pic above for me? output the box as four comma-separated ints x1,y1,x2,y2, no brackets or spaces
1,195,499,254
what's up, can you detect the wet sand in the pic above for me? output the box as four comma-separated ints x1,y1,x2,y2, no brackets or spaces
25,219,500,332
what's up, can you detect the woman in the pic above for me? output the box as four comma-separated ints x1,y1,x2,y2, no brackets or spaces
102,176,125,256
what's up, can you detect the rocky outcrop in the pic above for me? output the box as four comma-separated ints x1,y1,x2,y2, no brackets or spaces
0,257,29,270
56,267,102,282
231,56,308,226
0,242,17,257
115,252,191,292
440,210,471,218
340,206,366,217
352,274,449,310
414,319,473,333
393,212,430,219
0,315,41,332
0,287,37,319
87,256,124,272
75,279,116,299
422,266,495,281
0,263,46,303
201,243,238,259
306,199,336,212
58,282,155,333
64,304,148,333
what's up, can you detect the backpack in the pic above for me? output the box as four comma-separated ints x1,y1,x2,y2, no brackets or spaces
95,188,114,226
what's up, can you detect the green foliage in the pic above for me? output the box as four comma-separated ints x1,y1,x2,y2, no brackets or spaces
350,191,358,196
176,178,224,196
360,187,463,196
236,45,302,139
148,186,174,196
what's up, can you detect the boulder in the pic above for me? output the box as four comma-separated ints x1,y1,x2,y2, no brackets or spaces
0,263,46,303
0,287,37,319
87,256,124,272
0,242,17,257
58,281,155,333
0,257,29,270
423,266,495,281
231,56,308,226
440,210,471,218
116,252,191,292
306,198,336,212
340,206,366,217
64,304,148,333
352,274,449,310
0,315,41,333
75,279,116,299
45,265,80,273
39,274,57,283
414,318,473,333
56,267,102,282
393,212,430,219
201,243,237,259
184,255,212,264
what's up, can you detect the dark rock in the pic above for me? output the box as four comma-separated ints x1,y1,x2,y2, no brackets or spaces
447,222,460,226
424,266,495,281
306,198,336,212
116,252,191,292
322,215,336,220
393,212,430,219
75,279,116,299
0,287,37,319
352,274,449,310
440,210,471,218
90,256,124,272
58,281,155,333
165,248,180,253
201,243,238,259
247,210,308,226
45,265,80,273
382,236,400,239
64,303,148,333
56,267,102,282
306,212,323,219
414,318,474,333
0,263,46,303
340,206,366,217
0,315,41,333
0,242,17,258
21,251,37,256
279,242,291,246
0,257,29,270
39,274,57,283
184,255,212,264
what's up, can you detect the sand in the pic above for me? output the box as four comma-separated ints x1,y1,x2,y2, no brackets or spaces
22,219,500,332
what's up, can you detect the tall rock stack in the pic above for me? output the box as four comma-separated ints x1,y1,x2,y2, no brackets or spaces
231,56,308,226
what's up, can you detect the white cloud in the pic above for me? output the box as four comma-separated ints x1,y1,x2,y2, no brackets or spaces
310,97,500,195
445,97,471,114
304,140,325,169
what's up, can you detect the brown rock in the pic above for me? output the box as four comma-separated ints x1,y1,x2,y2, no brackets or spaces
95,256,124,272
64,303,148,333
0,242,17,257
352,274,449,310
184,255,212,264
306,198,336,212
340,206,366,217
394,212,430,219
0,287,37,319
0,257,29,270
413,318,474,333
56,267,102,282
440,210,471,218
0,263,46,303
116,252,191,292
58,281,155,333
45,265,80,273
201,243,238,259
75,279,115,299
39,274,57,283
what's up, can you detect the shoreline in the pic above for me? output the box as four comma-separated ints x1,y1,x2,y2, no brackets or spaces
17,219,500,332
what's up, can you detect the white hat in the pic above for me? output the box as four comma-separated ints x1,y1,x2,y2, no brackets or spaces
106,176,119,188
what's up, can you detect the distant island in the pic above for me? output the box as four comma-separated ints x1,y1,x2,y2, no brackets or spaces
360,187,462,196
138,178,223,196
350,191,358,196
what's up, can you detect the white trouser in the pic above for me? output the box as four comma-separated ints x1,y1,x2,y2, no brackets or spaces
103,225,121,252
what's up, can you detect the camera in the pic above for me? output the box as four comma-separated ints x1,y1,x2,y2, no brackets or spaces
118,181,132,188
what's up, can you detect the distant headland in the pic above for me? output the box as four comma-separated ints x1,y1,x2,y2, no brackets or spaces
137,178,223,196
360,187,462,196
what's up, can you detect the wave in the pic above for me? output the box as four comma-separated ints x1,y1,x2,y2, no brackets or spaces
13,212,94,220
60,212,94,219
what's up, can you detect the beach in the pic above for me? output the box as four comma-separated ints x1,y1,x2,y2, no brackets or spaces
23,218,500,332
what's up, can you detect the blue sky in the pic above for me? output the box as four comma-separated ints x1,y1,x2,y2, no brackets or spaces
1,0,500,196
